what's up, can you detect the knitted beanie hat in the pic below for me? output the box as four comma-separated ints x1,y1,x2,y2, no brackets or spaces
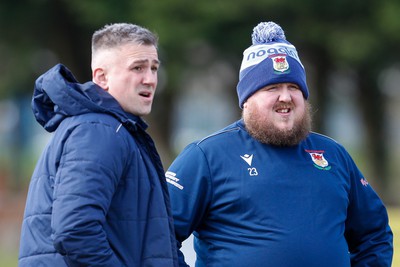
236,21,309,108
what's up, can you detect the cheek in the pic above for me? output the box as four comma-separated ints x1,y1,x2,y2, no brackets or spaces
294,99,306,112
253,100,272,113
292,93,305,104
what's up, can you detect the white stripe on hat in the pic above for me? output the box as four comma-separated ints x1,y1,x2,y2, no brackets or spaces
240,42,303,73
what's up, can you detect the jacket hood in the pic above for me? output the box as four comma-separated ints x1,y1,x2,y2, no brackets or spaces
32,64,144,132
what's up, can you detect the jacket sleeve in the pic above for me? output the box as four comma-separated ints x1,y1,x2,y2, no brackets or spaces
166,143,212,267
52,121,128,266
344,154,393,267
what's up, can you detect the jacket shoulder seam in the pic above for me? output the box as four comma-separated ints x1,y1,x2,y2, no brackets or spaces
196,126,240,145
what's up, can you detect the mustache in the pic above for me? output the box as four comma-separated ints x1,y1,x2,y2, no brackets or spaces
138,85,154,90
273,102,294,110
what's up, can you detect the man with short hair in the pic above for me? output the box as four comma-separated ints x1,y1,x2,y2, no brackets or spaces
19,23,178,267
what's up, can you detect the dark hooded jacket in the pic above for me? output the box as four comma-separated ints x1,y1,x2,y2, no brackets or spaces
18,64,178,267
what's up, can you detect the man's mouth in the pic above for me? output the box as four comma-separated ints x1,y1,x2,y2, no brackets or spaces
139,91,152,98
276,108,291,113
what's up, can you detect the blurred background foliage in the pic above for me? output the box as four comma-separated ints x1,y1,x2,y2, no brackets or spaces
1,0,400,264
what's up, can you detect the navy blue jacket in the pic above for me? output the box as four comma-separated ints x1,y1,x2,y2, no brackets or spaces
167,120,393,267
19,64,178,267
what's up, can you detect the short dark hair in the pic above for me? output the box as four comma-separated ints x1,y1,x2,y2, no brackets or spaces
92,23,158,55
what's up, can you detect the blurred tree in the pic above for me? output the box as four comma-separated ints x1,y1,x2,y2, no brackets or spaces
0,0,399,200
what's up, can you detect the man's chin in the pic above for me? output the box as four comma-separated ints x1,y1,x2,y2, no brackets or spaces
273,123,295,132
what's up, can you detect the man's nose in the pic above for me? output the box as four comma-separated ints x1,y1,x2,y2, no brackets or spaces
142,69,157,85
278,87,292,102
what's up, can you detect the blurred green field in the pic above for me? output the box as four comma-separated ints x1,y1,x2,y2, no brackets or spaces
0,251,18,267
389,207,400,266
3,207,398,266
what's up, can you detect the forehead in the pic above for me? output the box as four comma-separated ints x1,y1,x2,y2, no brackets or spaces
94,43,159,67
117,43,159,62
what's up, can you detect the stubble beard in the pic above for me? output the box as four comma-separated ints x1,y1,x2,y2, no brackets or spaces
243,102,312,147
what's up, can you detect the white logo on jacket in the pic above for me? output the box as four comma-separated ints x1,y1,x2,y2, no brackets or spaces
166,171,184,190
240,154,258,176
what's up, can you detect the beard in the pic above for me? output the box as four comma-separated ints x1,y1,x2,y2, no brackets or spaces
243,102,312,146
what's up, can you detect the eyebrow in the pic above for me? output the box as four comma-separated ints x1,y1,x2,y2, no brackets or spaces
131,59,161,66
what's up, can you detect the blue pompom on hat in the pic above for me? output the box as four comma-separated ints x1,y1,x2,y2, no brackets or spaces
236,21,309,108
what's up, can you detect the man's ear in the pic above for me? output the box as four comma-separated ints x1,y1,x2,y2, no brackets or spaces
92,68,108,90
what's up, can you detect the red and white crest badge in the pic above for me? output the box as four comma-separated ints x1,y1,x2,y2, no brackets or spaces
272,55,289,73
305,150,331,170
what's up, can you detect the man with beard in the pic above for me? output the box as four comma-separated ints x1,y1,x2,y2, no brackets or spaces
165,21,393,267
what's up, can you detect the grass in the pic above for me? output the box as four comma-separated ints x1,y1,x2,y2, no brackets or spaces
0,250,18,267
389,207,400,265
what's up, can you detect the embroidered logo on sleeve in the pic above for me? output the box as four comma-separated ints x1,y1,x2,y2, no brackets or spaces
305,150,331,170
240,153,258,176
165,171,184,190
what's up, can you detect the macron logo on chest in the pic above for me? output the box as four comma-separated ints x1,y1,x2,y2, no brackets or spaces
240,154,254,166
240,154,258,176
